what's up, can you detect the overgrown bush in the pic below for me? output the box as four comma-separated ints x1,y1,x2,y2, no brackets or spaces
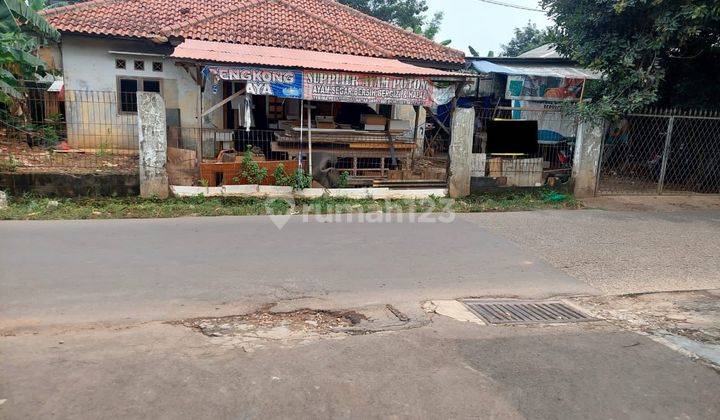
234,145,267,184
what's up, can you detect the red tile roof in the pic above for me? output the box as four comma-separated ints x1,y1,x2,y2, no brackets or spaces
172,40,465,76
42,0,465,64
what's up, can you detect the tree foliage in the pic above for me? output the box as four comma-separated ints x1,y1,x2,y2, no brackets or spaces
0,0,59,103
500,21,553,57
542,0,720,113
337,0,448,42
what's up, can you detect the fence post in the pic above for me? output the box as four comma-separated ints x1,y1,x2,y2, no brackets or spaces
137,92,169,199
657,116,675,194
448,106,475,198
572,120,607,198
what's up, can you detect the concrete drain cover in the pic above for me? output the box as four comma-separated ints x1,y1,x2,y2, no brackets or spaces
463,299,596,324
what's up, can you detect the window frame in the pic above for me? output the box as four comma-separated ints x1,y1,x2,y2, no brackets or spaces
116,76,164,115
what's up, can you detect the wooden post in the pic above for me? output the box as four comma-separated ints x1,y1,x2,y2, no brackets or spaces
411,104,421,167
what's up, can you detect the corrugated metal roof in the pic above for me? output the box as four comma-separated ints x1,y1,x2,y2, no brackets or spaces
517,44,561,59
171,40,466,77
471,60,602,80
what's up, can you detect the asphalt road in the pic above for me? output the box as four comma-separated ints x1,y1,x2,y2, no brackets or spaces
461,209,720,294
0,215,594,327
2,210,720,419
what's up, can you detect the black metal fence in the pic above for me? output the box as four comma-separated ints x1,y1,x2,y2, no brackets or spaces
0,87,138,174
598,109,720,195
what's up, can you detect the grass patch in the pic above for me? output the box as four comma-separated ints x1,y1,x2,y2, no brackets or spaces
0,189,581,221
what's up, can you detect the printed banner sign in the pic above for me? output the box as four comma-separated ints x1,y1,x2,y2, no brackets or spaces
506,75,584,102
513,101,577,143
204,66,303,99
303,71,435,106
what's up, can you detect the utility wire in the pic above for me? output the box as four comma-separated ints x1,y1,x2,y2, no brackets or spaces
471,0,544,13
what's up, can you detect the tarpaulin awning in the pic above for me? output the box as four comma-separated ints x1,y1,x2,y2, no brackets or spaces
172,40,466,78
472,60,602,80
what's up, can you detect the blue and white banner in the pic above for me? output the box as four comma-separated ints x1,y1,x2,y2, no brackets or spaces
203,66,303,99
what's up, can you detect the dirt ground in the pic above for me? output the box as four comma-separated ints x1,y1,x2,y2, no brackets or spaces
583,194,720,212
0,137,138,175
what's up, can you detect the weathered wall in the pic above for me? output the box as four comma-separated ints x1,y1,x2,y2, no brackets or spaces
572,121,607,198
448,107,475,198
59,36,202,151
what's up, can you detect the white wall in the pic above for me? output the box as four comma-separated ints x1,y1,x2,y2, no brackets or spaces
60,35,202,151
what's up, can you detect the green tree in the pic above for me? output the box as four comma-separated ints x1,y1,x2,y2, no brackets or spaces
338,0,429,29
338,0,448,42
0,0,59,102
500,21,553,57
542,0,720,113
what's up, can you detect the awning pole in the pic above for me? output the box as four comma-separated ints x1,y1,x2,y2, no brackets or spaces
307,103,313,180
299,99,304,169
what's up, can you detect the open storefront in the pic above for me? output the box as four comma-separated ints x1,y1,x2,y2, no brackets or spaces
169,40,467,188
465,57,602,188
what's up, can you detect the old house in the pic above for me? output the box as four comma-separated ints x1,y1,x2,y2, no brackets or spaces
40,0,469,188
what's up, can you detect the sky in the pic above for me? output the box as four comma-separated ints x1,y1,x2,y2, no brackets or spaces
426,0,552,56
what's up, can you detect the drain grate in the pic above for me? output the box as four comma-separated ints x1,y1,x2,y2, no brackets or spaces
463,299,596,324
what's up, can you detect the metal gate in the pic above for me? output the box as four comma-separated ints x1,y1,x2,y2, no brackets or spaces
598,110,720,195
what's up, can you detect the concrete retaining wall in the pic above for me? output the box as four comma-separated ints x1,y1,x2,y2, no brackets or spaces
0,172,139,197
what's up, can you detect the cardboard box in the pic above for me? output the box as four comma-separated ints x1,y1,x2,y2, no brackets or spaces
364,124,386,131
361,114,387,126
387,119,411,131
488,157,503,177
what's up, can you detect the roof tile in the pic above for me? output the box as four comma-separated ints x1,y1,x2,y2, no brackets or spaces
42,0,465,64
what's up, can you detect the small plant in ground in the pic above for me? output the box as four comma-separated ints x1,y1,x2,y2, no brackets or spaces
273,163,293,187
293,168,312,189
197,179,209,188
337,170,350,188
189,193,206,205
239,145,267,184
96,140,109,157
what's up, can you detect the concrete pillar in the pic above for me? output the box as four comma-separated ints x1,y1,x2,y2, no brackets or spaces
572,121,607,198
137,92,169,198
448,107,475,198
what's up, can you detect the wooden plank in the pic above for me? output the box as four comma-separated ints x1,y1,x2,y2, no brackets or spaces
348,142,416,149
200,89,245,118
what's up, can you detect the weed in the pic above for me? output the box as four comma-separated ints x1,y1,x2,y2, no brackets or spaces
239,145,268,184
96,140,109,157
293,168,312,189
0,190,581,221
273,163,293,187
338,171,350,188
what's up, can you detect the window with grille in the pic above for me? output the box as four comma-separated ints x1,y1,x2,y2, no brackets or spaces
134,60,145,71
118,78,162,113
152,61,163,72
115,59,126,69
